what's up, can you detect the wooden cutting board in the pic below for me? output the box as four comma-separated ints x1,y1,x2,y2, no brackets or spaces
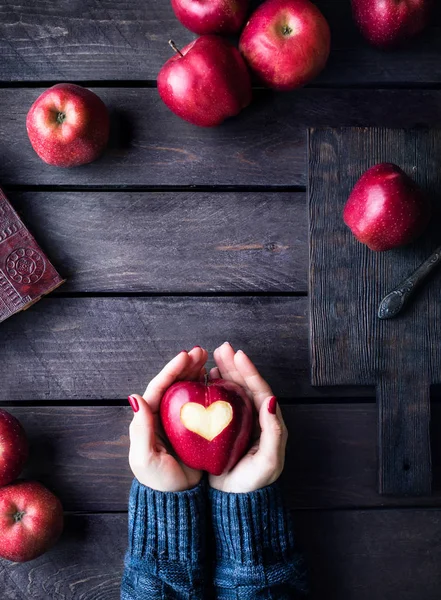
308,128,441,496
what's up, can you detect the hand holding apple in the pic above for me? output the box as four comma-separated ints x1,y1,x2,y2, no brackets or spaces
351,0,433,48
26,83,110,167
239,0,331,91
127,347,208,492
0,481,63,562
343,163,431,251
208,343,287,493
171,0,250,35
0,409,28,487
158,36,252,127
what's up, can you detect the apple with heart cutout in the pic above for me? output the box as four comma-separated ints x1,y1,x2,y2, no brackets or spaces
0,409,28,487
171,0,250,35
343,163,431,251
351,0,433,48
0,481,64,562
160,379,253,475
157,36,252,127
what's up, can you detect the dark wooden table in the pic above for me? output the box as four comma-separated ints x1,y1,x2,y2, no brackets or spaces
1,2,441,599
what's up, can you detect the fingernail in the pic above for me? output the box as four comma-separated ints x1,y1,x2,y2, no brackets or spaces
181,349,188,353
223,341,230,345
268,396,277,415
128,395,139,413
192,345,201,350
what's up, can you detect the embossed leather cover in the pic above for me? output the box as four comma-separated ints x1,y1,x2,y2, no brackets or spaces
0,188,64,323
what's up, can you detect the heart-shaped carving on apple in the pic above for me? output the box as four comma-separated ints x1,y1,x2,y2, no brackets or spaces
160,379,253,475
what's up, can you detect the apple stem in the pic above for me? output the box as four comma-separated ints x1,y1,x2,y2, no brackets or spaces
14,510,26,523
169,40,184,58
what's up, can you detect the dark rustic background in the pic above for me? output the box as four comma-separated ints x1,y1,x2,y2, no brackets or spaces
309,128,441,497
1,1,441,598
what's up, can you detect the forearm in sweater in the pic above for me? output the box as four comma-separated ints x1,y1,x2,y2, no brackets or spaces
121,478,207,600
208,484,307,599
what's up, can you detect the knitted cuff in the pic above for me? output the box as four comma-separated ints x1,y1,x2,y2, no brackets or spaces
127,478,206,564
208,483,297,565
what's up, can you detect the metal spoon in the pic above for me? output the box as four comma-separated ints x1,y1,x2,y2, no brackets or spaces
378,246,441,319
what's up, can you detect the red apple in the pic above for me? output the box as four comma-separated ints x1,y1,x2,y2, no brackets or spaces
160,379,253,475
343,163,431,252
171,0,250,34
351,0,433,48
26,83,110,167
0,481,63,562
0,410,28,487
157,36,252,127
239,0,331,91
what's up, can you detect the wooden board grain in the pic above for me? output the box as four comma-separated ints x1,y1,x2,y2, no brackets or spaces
10,191,307,293
0,514,126,600
2,89,441,187
299,508,441,600
2,509,441,600
0,296,309,401
9,404,441,512
309,128,441,495
0,0,439,84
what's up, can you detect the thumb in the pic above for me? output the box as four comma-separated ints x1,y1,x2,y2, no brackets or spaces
128,394,156,458
255,396,287,464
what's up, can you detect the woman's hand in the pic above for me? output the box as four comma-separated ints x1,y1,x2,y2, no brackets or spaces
128,347,208,492
209,342,288,494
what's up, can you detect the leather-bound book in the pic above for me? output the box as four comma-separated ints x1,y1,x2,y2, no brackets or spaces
0,188,64,323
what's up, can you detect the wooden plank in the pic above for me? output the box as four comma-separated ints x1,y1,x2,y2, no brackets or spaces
0,0,440,84
298,508,441,600
0,514,126,600
309,128,441,496
11,191,307,293
2,509,441,599
0,296,311,401
5,294,437,400
7,404,441,511
2,89,441,187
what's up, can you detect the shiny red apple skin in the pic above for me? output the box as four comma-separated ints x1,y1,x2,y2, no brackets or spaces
26,83,110,167
160,379,253,476
157,35,252,127
0,410,28,487
351,0,433,48
171,0,250,34
343,163,431,252
239,0,331,91
0,481,64,562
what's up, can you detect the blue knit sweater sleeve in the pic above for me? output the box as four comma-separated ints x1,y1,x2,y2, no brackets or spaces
208,484,307,599
121,478,207,600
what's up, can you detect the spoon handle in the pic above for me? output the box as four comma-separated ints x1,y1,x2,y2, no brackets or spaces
378,246,441,320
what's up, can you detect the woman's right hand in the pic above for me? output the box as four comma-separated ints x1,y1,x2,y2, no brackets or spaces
128,347,208,492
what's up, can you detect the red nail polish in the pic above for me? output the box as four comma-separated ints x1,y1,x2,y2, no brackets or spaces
192,345,201,350
128,395,139,413
268,396,277,415
181,349,188,353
